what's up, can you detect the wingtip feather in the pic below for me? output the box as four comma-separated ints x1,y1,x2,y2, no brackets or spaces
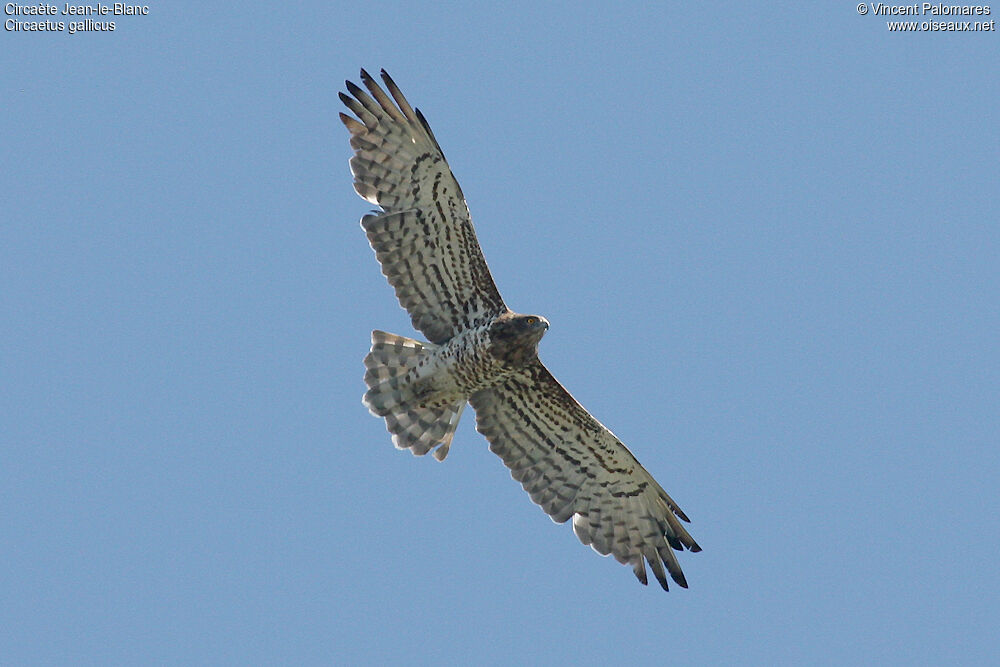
339,112,365,134
345,79,364,97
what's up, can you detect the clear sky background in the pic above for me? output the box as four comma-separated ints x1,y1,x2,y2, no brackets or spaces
3,2,998,665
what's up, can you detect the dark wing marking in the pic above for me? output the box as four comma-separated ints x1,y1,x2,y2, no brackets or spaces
469,361,701,591
341,69,507,344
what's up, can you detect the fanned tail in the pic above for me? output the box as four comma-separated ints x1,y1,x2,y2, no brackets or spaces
363,330,466,461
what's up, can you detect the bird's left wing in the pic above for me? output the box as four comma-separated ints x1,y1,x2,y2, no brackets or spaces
469,360,701,591
340,70,507,344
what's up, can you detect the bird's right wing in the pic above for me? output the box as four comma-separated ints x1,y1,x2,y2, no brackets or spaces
341,69,507,344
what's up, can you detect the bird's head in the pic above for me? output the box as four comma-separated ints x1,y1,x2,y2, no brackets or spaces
488,312,549,366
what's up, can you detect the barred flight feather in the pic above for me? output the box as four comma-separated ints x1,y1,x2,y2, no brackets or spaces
340,69,506,344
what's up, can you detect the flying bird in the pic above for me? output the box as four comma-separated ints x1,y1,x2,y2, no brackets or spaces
340,69,701,591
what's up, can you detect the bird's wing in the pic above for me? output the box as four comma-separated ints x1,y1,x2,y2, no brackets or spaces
341,69,507,344
469,360,701,591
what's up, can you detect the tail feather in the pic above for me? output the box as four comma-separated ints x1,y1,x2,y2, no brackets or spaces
364,329,430,387
362,330,466,461
385,401,466,461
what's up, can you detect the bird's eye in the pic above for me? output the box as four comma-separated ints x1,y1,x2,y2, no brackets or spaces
525,317,536,325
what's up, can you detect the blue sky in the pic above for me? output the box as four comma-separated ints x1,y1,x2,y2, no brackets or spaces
3,2,998,664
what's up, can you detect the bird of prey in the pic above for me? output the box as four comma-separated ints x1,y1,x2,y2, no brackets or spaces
341,69,701,591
